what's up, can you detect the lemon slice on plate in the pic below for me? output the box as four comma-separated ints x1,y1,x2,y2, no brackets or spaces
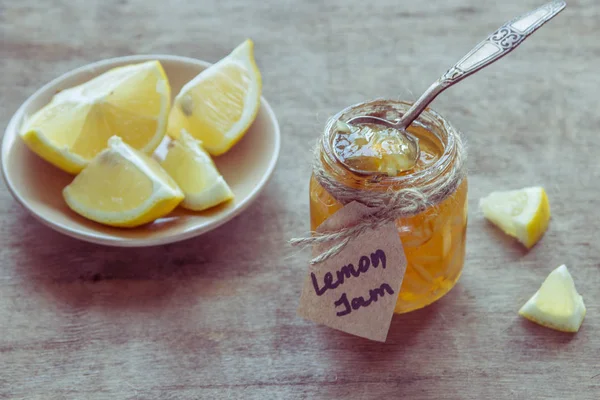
479,186,550,248
167,39,262,155
63,136,183,227
20,60,171,174
519,264,586,332
161,130,234,211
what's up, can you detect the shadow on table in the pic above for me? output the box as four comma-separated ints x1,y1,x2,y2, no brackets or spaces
11,185,283,311
477,218,531,259
317,288,464,358
514,317,579,345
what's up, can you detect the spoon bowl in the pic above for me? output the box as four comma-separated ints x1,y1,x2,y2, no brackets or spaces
332,115,421,176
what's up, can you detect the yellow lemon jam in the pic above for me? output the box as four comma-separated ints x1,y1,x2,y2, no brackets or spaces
310,100,468,314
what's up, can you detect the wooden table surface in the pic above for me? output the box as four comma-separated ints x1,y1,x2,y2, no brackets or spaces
2,0,599,399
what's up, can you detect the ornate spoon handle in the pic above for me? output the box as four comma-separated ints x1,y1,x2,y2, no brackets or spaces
396,0,566,129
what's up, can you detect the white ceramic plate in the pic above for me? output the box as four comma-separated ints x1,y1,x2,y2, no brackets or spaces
1,54,280,247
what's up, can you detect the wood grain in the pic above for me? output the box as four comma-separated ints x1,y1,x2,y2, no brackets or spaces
1,0,599,399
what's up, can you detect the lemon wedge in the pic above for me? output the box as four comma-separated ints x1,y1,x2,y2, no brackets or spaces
20,60,171,174
160,130,233,211
63,136,183,227
479,186,550,248
519,264,586,333
167,39,261,155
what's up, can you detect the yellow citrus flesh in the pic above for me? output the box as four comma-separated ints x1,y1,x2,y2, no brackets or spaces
160,130,233,211
167,39,262,155
63,136,183,228
20,61,171,174
479,186,550,248
519,264,586,333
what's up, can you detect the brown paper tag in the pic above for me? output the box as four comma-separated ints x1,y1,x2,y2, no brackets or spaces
297,201,407,342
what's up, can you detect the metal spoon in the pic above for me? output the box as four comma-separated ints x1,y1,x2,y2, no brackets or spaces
334,0,566,176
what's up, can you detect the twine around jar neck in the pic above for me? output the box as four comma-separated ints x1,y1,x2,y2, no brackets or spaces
289,100,468,265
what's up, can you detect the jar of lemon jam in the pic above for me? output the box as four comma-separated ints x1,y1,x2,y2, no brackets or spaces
309,100,468,314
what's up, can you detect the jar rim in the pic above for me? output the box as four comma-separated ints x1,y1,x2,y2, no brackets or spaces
320,99,459,189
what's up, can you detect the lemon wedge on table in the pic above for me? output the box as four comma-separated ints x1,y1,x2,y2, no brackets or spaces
63,136,183,228
20,60,171,174
519,264,586,333
167,39,262,156
160,130,234,211
479,186,551,248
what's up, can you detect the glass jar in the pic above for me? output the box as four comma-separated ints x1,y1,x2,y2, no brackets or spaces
309,99,468,314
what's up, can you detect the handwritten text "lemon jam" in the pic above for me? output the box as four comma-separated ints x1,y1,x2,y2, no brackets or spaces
310,250,395,316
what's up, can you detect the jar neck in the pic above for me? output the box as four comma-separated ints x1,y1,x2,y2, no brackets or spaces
319,99,458,191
